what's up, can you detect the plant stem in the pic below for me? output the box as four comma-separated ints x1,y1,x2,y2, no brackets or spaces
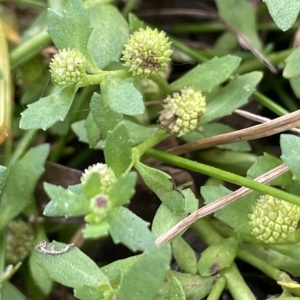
234,49,293,75
253,91,289,116
192,219,256,300
149,73,171,96
236,248,282,280
221,263,256,300
135,129,169,158
6,129,37,170
146,148,300,206
79,69,130,87
49,86,95,162
10,30,50,69
122,0,139,18
207,276,226,300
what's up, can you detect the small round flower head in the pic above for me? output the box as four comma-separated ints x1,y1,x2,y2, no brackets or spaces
81,163,116,195
159,87,206,136
6,220,35,263
49,48,86,86
86,194,112,223
249,195,300,244
122,27,173,78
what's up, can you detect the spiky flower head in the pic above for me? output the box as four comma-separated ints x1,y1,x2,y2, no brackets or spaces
81,163,117,196
6,220,35,263
122,27,173,78
249,195,300,244
159,87,206,136
49,48,86,87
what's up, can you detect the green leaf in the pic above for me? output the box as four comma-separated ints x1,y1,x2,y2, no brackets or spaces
123,120,159,146
36,241,112,296
109,172,137,207
88,4,129,69
283,47,300,78
198,237,238,276
82,221,110,239
201,185,259,234
102,76,144,115
264,0,300,31
0,144,49,230
28,232,53,294
90,92,122,139
216,0,262,50
47,0,96,69
168,276,186,300
183,123,251,152
117,244,171,300
74,285,105,300
280,134,300,183
20,86,77,130
157,271,215,300
104,122,132,178
128,13,146,32
172,237,198,274
0,165,6,193
84,113,103,148
170,55,241,92
101,255,140,285
199,72,262,125
3,282,27,300
82,172,103,199
107,206,155,251
135,162,186,213
152,189,198,238
44,183,90,217
289,77,300,98
247,153,293,188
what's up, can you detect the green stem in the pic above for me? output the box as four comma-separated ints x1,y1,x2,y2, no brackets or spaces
49,86,95,162
192,219,256,300
170,37,208,64
79,69,130,87
221,263,256,300
234,48,293,75
253,91,289,116
149,73,171,96
6,129,37,170
135,129,169,158
10,30,51,69
122,0,139,18
207,276,226,300
236,248,282,281
146,148,300,206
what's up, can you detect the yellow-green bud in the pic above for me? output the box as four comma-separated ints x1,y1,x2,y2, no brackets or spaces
159,87,206,136
81,163,117,196
249,195,300,244
49,48,86,86
122,27,173,78
6,220,35,263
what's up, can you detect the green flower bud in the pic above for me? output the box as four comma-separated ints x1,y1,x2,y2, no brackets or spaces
159,87,206,136
49,48,86,86
81,163,117,196
122,27,173,78
86,194,112,223
249,195,300,244
6,220,35,263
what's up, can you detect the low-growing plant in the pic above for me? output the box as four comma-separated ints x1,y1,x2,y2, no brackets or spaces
1,0,300,299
